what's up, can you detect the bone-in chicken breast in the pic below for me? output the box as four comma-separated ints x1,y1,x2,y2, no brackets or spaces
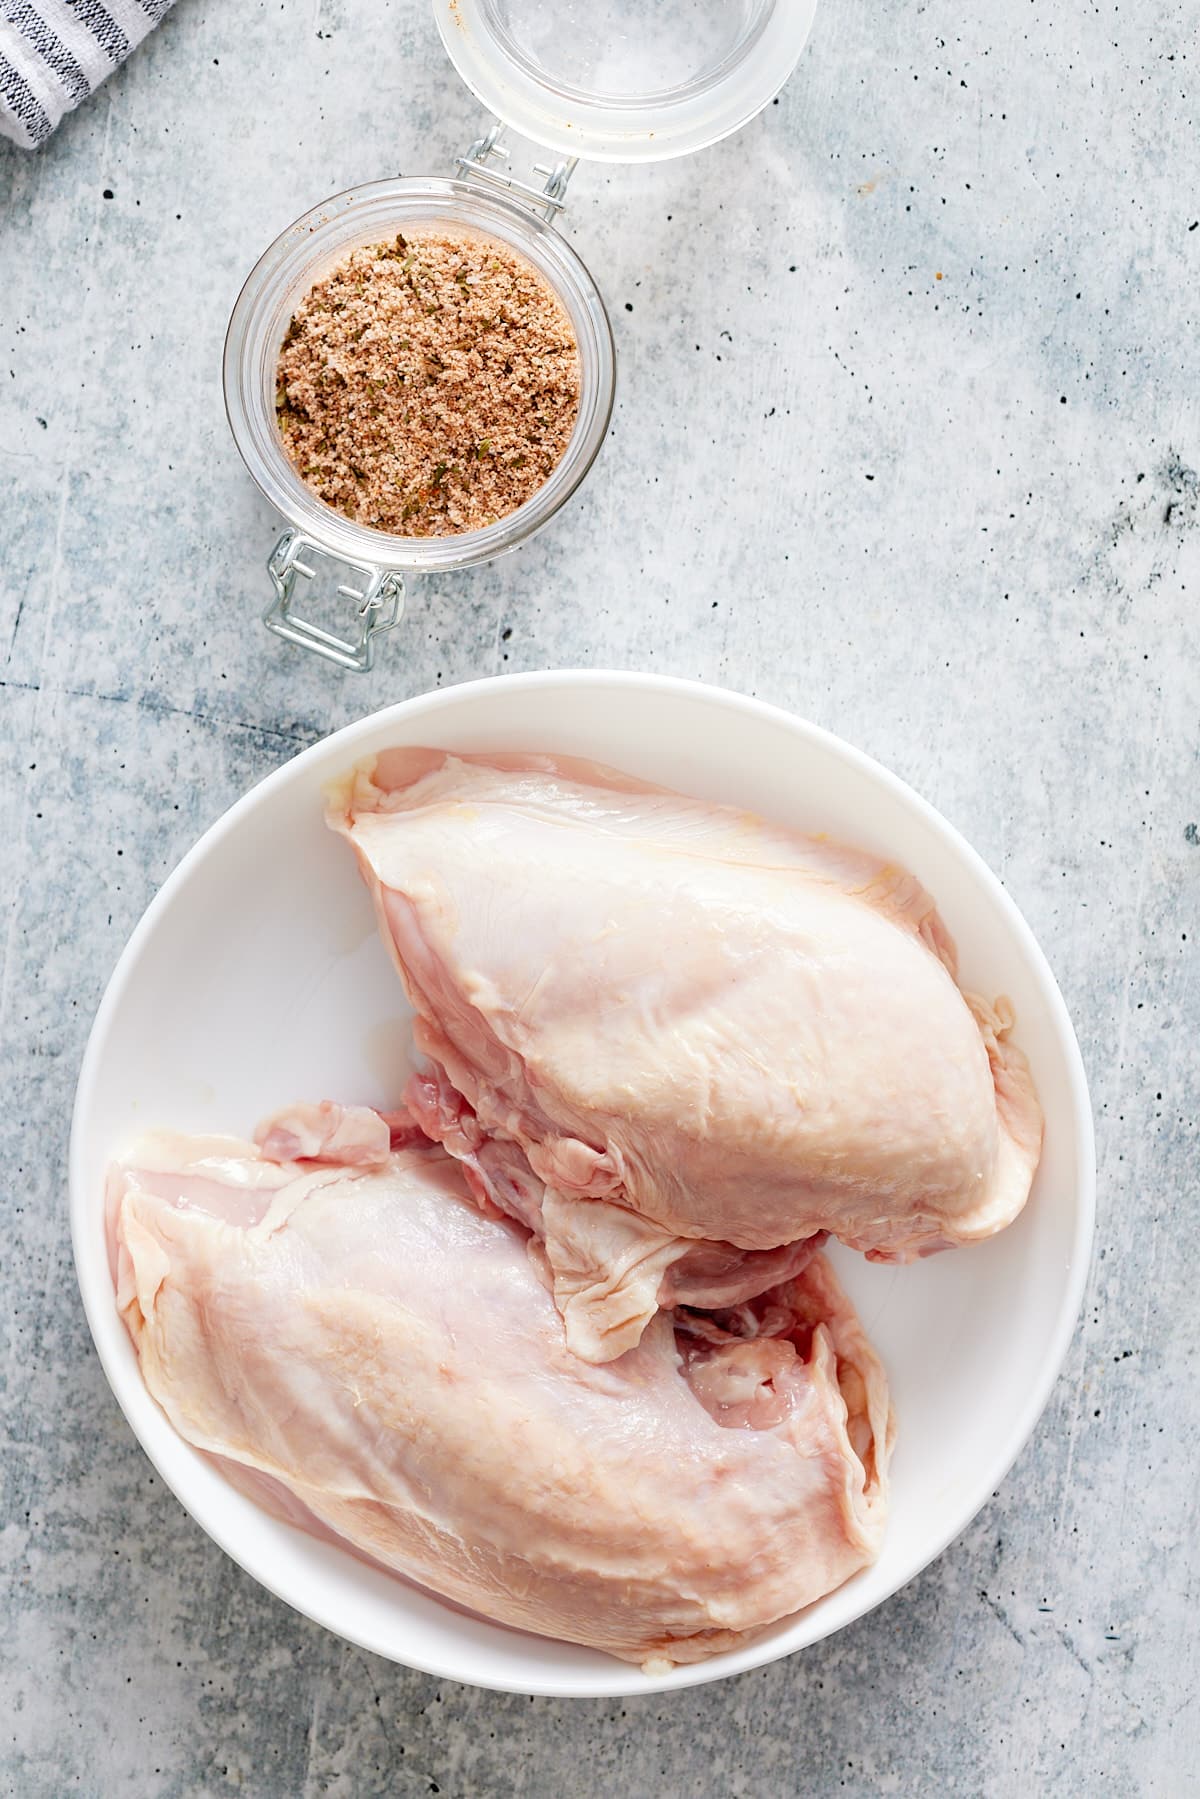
109,1115,892,1670
329,750,1043,1360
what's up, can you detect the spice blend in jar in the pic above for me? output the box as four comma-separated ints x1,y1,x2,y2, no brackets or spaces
275,231,581,537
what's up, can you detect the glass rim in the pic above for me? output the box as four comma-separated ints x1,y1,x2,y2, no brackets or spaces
476,0,775,113
433,0,819,164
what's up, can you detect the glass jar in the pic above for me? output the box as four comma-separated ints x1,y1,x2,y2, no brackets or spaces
224,175,614,670
223,0,818,670
436,0,819,163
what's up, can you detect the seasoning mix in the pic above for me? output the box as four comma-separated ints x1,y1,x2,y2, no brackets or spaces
275,230,581,538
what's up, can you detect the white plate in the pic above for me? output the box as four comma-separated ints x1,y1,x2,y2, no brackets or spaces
70,672,1094,1697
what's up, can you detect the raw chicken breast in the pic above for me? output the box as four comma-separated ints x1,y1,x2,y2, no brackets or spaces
330,750,1043,1360
405,1061,828,1361
109,1114,892,1671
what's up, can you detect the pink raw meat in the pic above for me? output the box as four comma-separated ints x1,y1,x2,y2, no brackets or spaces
328,749,1043,1361
109,1112,892,1671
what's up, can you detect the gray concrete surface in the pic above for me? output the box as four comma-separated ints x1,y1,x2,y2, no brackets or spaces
1,0,1197,1792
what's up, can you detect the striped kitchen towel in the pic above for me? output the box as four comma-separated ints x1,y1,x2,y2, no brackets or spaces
0,0,175,149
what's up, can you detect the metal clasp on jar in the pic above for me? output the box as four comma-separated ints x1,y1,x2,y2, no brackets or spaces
456,120,577,222
265,531,405,673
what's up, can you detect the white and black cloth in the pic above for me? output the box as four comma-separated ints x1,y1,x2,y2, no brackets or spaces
0,0,174,149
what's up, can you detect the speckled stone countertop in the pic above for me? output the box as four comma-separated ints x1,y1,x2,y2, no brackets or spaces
2,0,1197,1792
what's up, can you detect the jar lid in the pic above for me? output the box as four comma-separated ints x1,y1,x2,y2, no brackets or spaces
433,0,818,164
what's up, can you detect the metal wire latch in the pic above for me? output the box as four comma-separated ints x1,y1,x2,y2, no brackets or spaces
264,531,405,673
456,121,577,222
